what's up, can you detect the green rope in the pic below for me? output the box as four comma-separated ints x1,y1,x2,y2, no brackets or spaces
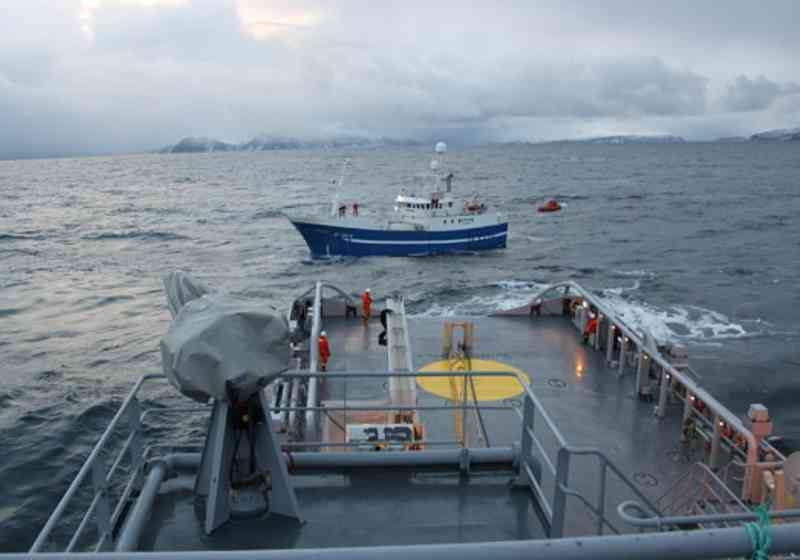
744,505,772,560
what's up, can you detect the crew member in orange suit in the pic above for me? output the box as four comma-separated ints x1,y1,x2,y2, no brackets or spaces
319,330,331,371
582,316,598,344
362,289,373,325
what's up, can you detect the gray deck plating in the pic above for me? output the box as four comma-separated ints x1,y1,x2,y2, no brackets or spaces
141,470,543,551
139,314,691,550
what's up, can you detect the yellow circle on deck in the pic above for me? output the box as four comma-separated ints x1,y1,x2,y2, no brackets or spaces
417,359,530,402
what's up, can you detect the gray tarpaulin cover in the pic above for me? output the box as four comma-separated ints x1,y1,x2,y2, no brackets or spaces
160,273,290,403
163,271,209,318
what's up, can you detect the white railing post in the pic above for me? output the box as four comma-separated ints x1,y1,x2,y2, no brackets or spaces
551,447,571,538
618,337,628,377
606,324,616,364
518,396,534,485
635,351,646,398
656,367,669,418
303,281,323,440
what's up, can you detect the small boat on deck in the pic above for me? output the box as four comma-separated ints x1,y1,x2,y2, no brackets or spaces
286,143,508,257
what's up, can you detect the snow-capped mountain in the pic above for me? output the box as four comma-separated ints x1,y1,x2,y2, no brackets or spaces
749,127,800,142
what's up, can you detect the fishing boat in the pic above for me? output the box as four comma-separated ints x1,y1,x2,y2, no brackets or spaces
287,143,508,257
18,272,800,559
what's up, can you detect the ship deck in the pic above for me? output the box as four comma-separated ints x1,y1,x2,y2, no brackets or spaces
140,314,691,550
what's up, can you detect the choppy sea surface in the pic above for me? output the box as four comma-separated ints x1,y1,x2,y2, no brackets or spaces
1,143,799,550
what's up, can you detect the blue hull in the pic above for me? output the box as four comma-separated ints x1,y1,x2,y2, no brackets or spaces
290,220,508,257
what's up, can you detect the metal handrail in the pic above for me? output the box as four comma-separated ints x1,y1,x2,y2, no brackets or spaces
15,523,800,560
303,281,323,438
281,370,568,448
657,467,696,516
30,370,533,552
666,462,748,522
30,373,165,552
619,502,800,529
528,280,782,495
532,281,758,451
559,488,621,535
32,366,687,551
553,446,663,537
293,282,357,309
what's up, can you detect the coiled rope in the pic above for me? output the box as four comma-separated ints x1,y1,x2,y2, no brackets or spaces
744,504,772,560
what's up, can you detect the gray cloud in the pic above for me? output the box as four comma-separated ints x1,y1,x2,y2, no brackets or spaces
719,75,800,112
1,0,799,158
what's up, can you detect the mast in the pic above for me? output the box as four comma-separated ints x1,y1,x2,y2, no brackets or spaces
430,141,450,194
330,159,349,217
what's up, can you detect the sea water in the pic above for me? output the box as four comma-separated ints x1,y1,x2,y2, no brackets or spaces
1,142,799,550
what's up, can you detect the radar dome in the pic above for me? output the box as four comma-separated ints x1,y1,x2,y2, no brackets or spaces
429,159,440,170
435,142,447,154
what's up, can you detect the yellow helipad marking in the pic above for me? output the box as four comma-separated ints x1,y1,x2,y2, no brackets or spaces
417,359,530,402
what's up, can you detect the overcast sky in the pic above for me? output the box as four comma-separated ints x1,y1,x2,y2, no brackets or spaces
2,0,799,157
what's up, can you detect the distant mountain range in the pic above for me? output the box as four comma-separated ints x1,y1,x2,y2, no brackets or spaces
550,134,686,144
544,127,800,145
747,127,800,142
157,126,800,154
714,136,749,143
158,134,420,154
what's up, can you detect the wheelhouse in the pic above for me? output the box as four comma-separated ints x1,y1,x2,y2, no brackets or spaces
394,194,487,216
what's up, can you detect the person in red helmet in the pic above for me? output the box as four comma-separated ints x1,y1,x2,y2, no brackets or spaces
319,330,331,371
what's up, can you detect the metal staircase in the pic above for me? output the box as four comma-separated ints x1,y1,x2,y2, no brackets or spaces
657,462,750,529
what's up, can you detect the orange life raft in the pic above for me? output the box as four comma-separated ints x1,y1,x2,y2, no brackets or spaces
538,200,562,212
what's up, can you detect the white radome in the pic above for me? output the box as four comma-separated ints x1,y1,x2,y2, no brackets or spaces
435,141,447,154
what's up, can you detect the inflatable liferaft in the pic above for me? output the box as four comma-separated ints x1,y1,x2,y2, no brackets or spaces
538,200,562,212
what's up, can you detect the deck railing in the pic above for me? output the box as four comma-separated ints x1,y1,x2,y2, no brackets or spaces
28,364,652,552
27,364,795,555
655,462,750,528
527,280,784,503
27,370,524,552
302,281,323,439
18,280,798,557
29,374,160,553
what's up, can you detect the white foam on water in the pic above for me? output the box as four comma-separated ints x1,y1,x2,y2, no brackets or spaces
412,278,760,344
411,280,549,317
601,280,641,295
611,269,656,278
597,292,752,344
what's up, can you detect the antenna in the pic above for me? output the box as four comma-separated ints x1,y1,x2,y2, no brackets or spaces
331,159,349,217
430,142,448,193
337,159,349,190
